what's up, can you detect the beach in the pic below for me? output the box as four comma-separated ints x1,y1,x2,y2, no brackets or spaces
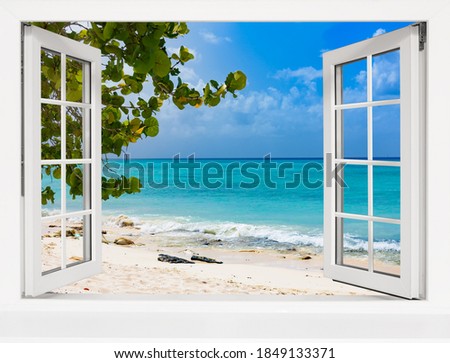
46,216,390,296
42,158,402,295
41,159,401,296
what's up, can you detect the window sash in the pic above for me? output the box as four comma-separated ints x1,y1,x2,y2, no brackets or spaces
23,25,102,297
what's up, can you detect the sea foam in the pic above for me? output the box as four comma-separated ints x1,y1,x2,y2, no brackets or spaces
107,214,400,252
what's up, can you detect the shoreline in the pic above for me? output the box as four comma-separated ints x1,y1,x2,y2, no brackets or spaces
43,216,397,296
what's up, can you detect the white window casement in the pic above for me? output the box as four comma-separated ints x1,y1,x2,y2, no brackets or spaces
23,25,102,297
323,25,426,299
0,0,450,340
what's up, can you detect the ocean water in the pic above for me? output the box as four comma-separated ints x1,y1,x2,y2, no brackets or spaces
42,158,401,256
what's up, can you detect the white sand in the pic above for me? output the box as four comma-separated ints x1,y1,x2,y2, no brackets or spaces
49,219,387,296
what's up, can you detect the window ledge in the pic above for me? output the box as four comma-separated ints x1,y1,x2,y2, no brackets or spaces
1,295,450,339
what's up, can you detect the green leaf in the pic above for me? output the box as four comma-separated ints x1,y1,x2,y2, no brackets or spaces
52,166,61,179
115,29,129,42
207,95,220,107
110,95,125,106
69,168,82,187
153,50,171,77
104,44,122,57
204,83,211,98
128,177,141,193
90,22,105,41
179,46,194,63
121,87,132,95
142,108,152,118
134,58,152,75
144,117,159,137
130,118,141,132
225,70,247,91
136,23,147,36
103,22,117,40
142,36,158,49
113,138,123,156
41,186,55,205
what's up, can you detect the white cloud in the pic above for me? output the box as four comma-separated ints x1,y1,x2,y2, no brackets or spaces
372,52,400,94
127,81,325,157
274,66,322,82
178,66,198,82
373,28,386,37
148,83,322,141
175,66,206,91
199,31,232,44
355,70,367,85
273,66,322,95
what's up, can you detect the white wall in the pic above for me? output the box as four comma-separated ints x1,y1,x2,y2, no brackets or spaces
1,0,450,339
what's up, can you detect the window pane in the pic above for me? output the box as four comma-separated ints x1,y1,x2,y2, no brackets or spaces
373,104,400,160
41,49,61,100
373,166,400,219
373,222,401,277
337,58,367,104
337,218,368,270
66,107,90,159
341,108,368,159
66,164,91,213
372,49,400,101
41,104,61,160
66,215,91,267
41,165,61,217
337,164,368,215
42,218,61,274
66,57,85,103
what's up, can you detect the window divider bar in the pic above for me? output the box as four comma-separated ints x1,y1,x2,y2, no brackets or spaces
367,55,374,273
60,53,67,270
367,54,373,104
40,98,91,109
335,65,344,265
82,62,92,261
334,99,400,110
41,159,93,165
61,217,67,270
41,209,93,221
335,212,400,225
334,158,400,167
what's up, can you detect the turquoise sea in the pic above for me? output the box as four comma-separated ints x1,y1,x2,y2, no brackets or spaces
42,158,401,257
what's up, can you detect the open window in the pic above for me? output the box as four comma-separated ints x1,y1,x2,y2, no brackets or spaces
22,23,426,299
23,25,102,297
323,24,426,299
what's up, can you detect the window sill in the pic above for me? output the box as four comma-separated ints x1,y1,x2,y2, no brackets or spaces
1,294,449,339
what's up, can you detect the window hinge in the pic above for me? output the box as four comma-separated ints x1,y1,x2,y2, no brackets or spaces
413,22,427,51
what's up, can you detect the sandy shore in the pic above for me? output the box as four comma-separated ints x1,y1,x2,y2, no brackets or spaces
41,216,396,296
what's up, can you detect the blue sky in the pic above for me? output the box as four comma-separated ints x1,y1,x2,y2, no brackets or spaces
127,22,411,158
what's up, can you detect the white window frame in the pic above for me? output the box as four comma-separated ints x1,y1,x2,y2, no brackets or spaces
23,25,102,296
323,25,425,299
0,0,450,339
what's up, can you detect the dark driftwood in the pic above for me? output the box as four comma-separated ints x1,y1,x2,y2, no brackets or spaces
158,254,195,264
191,255,223,264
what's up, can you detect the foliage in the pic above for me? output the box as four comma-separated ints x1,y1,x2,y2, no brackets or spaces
36,22,247,201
